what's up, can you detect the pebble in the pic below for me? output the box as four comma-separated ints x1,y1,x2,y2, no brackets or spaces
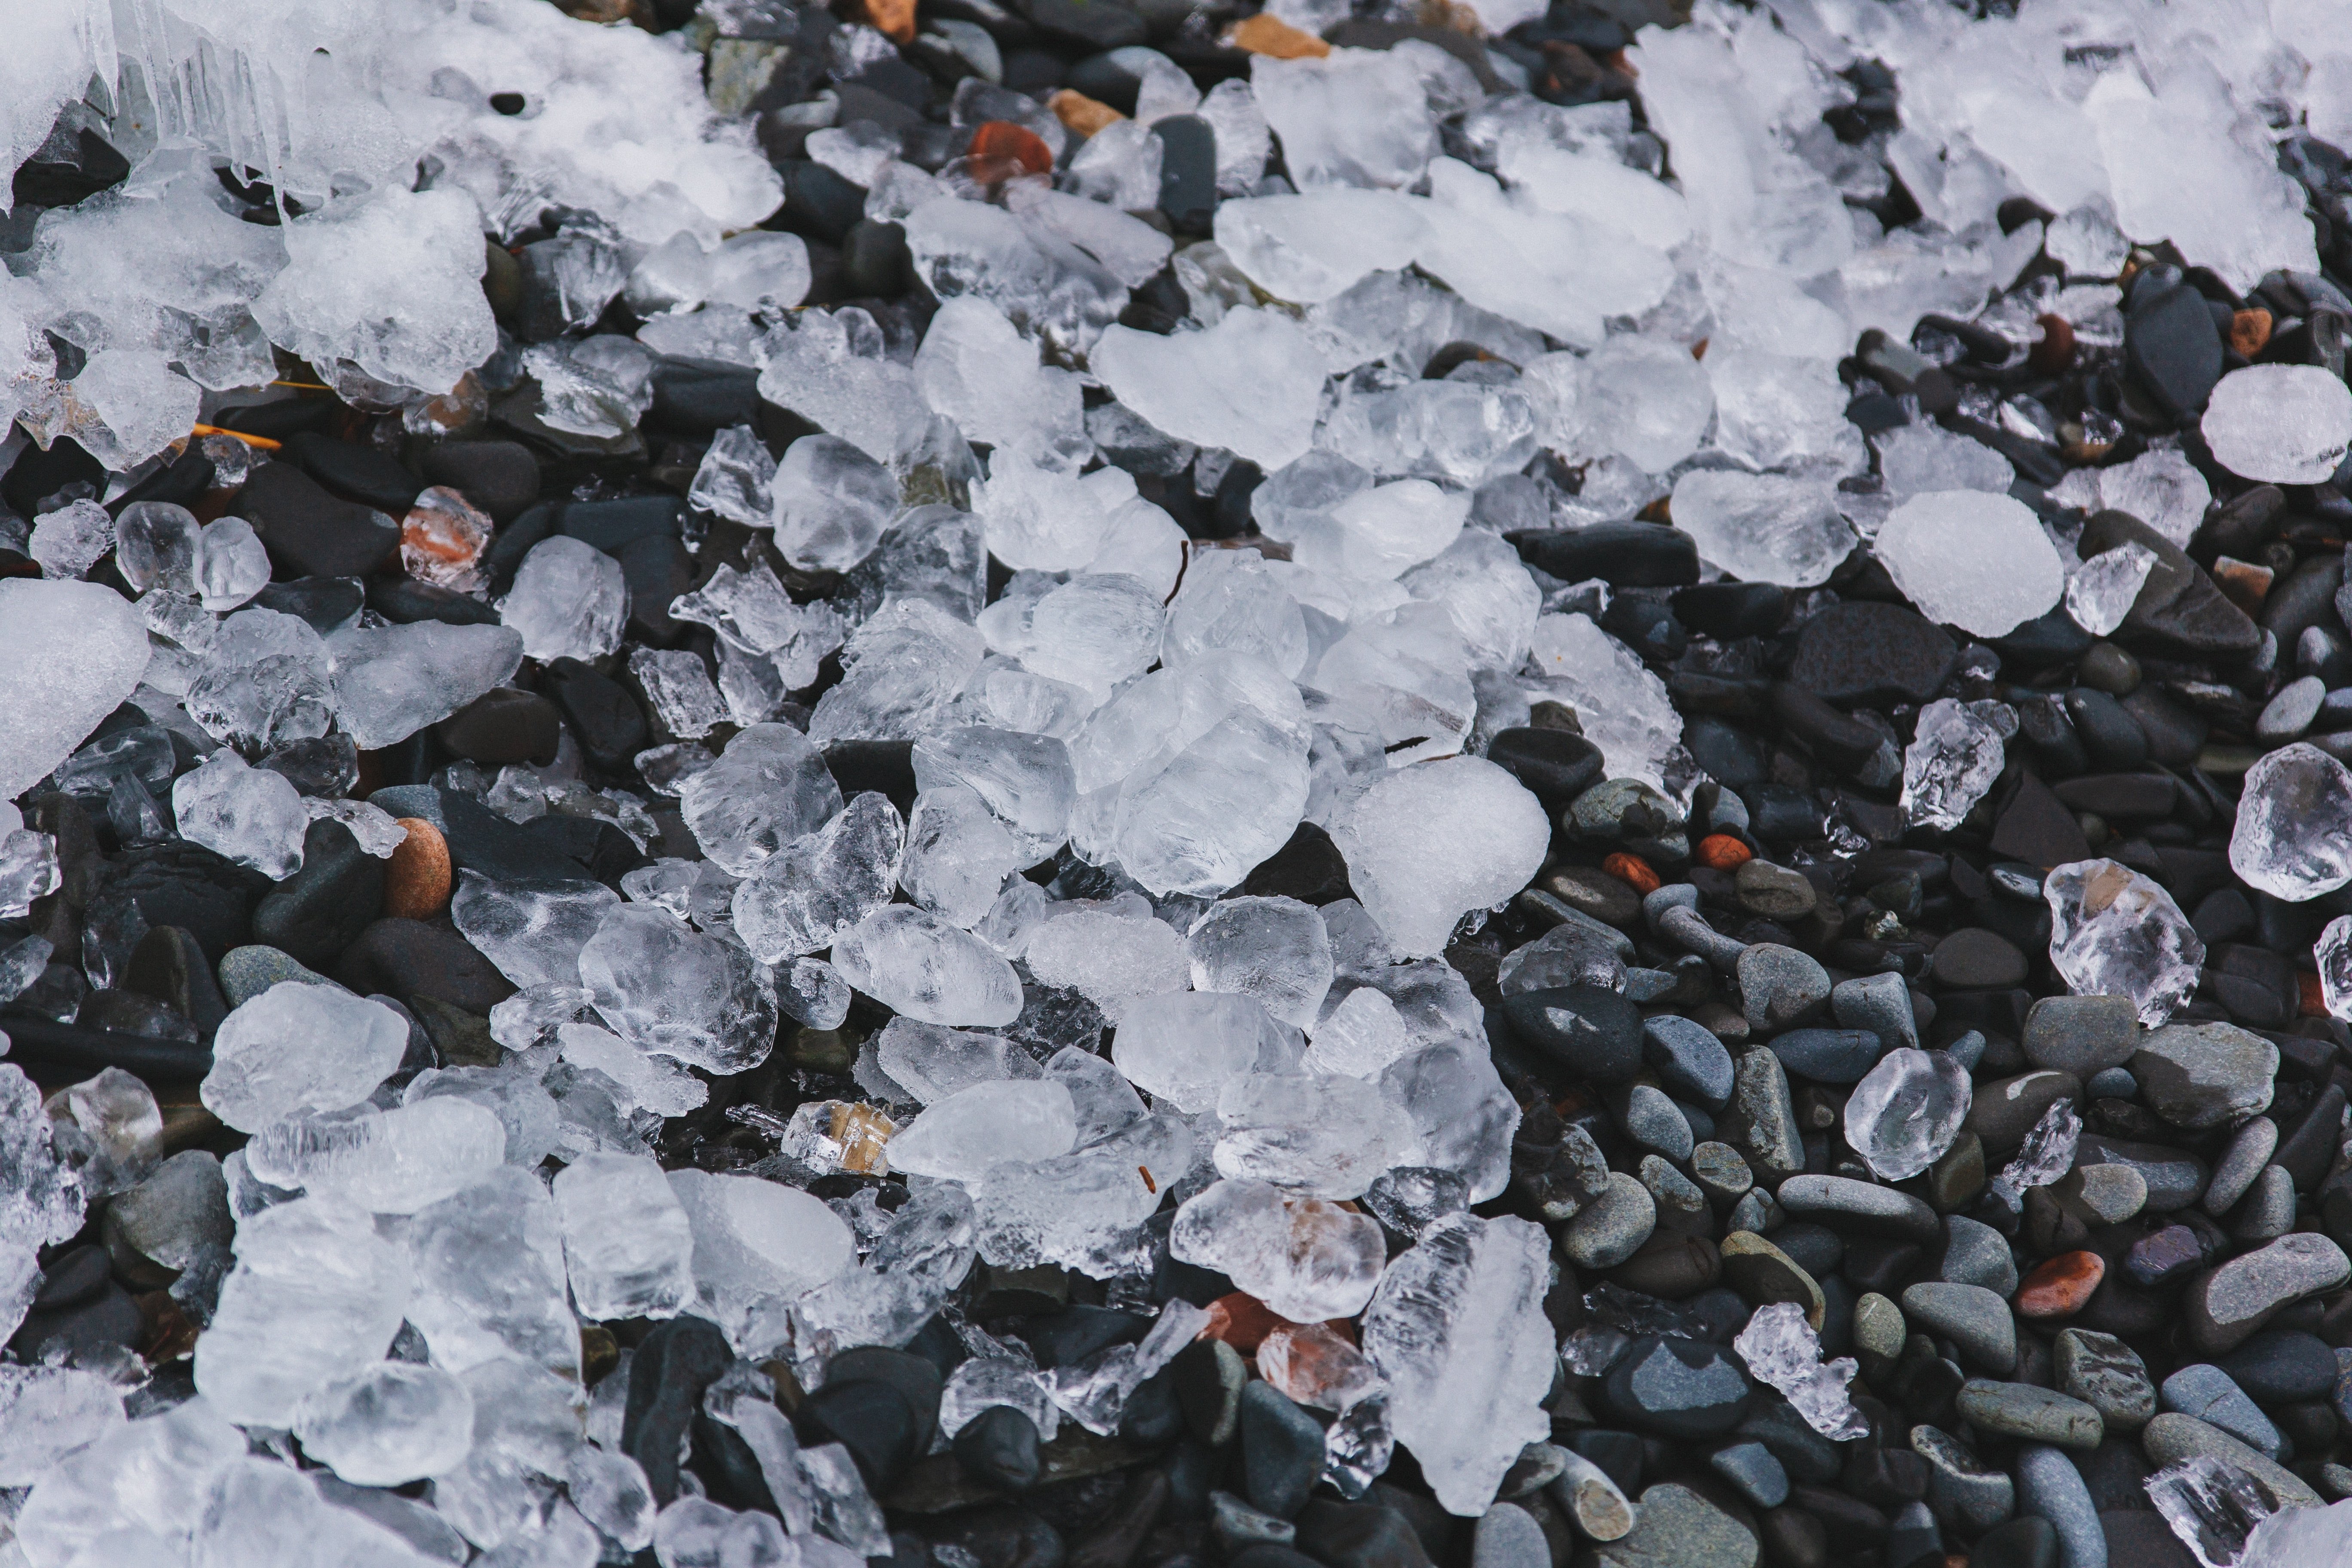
2052,1165,2146,1226
623,1316,734,1504
217,944,338,1007
2184,1232,2352,1352
1590,1482,1758,1568
1901,1282,2017,1373
1617,1085,1694,1162
1854,1292,1907,1372
2075,1136,2207,1212
1486,727,1607,813
250,819,385,967
2012,1444,2105,1568
2129,1022,2278,1130
2054,1330,2156,1433
2211,1329,2338,1404
953,1406,1043,1492
1502,985,1645,1083
1954,1381,2105,1449
2158,1364,2283,1458
1642,1016,1735,1107
1721,1232,1824,1326
1239,1382,1324,1519
2019,995,2139,1077
2093,1513,2193,1568
1548,1452,1636,1540
1830,972,1918,1050
799,1376,923,1492
1469,1503,1547,1568
1966,1071,2085,1158
1175,1337,1248,1445
1600,1336,1752,1439
1688,1142,1753,1205
382,817,453,919
2227,1165,2295,1241
2139,1413,2323,1507
1508,522,1699,588
1719,1050,1804,1181
1733,860,1815,920
1708,1441,1789,1509
1930,927,2028,989
1942,1215,2020,1295
432,688,562,766
2202,1117,2279,1216
1788,600,1957,707
1910,1424,2014,1531
101,1149,231,1288
1736,944,1831,1034
1774,1176,1941,1242
1561,1171,1658,1269
332,917,514,1014
241,462,403,579
1766,1028,1884,1083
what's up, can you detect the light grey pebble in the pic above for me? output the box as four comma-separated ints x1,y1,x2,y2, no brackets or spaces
2015,1443,2106,1568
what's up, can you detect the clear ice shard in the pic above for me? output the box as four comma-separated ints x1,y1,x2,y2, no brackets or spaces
0,579,153,801
0,1364,125,1487
578,903,780,1074
201,983,410,1134
1358,1212,1556,1516
1733,1301,1869,1441
885,1079,1079,1184
1524,613,1682,789
731,792,907,962
1330,756,1550,958
688,425,778,528
291,1361,477,1486
172,750,310,879
2146,1454,2290,1568
194,1197,413,1427
1900,698,2007,831
1668,471,1853,588
680,722,845,878
2320,916,2352,1023
401,1166,578,1378
669,1170,855,1346
1875,491,2066,638
830,905,1025,1027
2044,859,2205,1026
2066,541,2160,637
328,622,525,751
1187,895,1335,1031
2228,742,2352,901
2236,1496,2352,1568
450,874,623,990
2201,365,2352,485
1212,1072,1413,1199
1090,308,1326,471
1989,1097,2081,1205
1170,1178,1387,1323
552,1152,696,1322
1112,990,1298,1113
245,1098,507,1216
1843,1048,1971,1181
499,537,629,665
1212,189,1429,306
0,1064,87,1345
772,434,900,573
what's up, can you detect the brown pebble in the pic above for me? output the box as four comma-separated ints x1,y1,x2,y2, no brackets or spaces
2015,1250,2105,1319
2229,307,2272,356
383,818,453,919
2030,312,2076,374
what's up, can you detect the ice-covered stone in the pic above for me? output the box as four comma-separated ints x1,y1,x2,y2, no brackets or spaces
1877,491,2067,637
1360,1212,1556,1515
579,903,780,1074
195,1197,413,1426
1733,1301,1868,1441
2202,365,2352,484
1172,1178,1387,1321
328,621,525,750
291,1361,476,1486
1901,698,2007,830
500,536,629,664
0,579,152,801
2230,741,2352,901
831,904,1025,1026
2045,859,2204,1026
1330,756,1549,957
202,983,410,1134
1844,1048,1971,1181
1092,309,1325,471
1670,470,1855,588
552,1151,696,1321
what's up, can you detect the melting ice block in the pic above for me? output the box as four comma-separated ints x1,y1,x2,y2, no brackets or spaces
0,579,151,801
1331,756,1550,957
201,983,410,1134
1090,309,1324,471
1875,491,2065,637
2230,742,2352,901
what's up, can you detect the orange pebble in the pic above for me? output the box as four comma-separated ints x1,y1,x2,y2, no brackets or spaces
1223,12,1331,57
1695,833,1753,870
2014,1250,2104,1319
2229,307,2272,357
1049,89,1124,137
2028,312,2075,374
966,121,1054,178
1199,1292,1291,1354
383,818,453,919
1601,851,1660,895
2300,971,2327,1017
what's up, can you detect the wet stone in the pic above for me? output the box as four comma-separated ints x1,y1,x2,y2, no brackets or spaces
2054,1330,2156,1433
1788,601,1957,708
2211,1329,2337,1404
1953,1381,2104,1449
2184,1233,2352,1352
1737,945,1830,1034
1767,1029,1883,1084
1900,1282,2016,1374
1501,985,1645,1082
1600,1336,1753,1440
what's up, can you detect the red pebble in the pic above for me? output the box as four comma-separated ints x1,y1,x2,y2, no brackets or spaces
2015,1250,2104,1319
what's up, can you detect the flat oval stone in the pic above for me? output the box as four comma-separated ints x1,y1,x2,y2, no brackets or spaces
1486,728,1607,813
1508,522,1700,588
1501,985,1645,1083
1941,1215,2019,1295
1954,1381,2104,1449
1738,944,1831,1034
1930,928,2028,989
2020,995,2139,1077
1909,1424,2013,1533
1767,1029,1884,1084
2131,1023,2278,1130
1707,1441,1788,1510
1901,1282,2017,1374
1643,1015,1735,1108
2054,1329,2155,1434
1733,861,1816,920
1775,1176,1940,1242
2076,1136,2208,1212
2212,1329,2337,1405
2015,1252,2104,1320
1789,600,1957,707
1600,1338,1753,1440
1720,1232,1824,1327
1563,1171,1659,1269
2184,1233,2352,1352
2158,1365,2282,1458
2013,1444,2103,1568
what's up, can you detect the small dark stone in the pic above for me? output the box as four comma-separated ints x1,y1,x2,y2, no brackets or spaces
32,1246,110,1309
1152,116,1217,232
250,819,386,967
1767,1029,1884,1084
1673,582,1788,637
2211,1329,2337,1404
2125,279,2225,418
649,358,762,436
2096,1510,2196,1568
1485,728,1606,813
954,1406,1044,1492
1642,1014,1736,1107
543,658,649,772
368,784,592,883
1239,1383,1323,1519
1599,1335,1753,1439
331,918,516,1014
1788,601,1957,707
2062,689,2150,770
843,220,913,297
623,1317,737,1505
799,1377,922,1492
366,577,504,628
1173,1337,1248,1446
828,1345,945,1452
558,495,684,555
1026,1305,1152,1369
1292,1499,1436,1568
91,840,271,965
282,431,425,514
1499,985,1645,1082
239,462,401,579
249,576,368,635
416,440,541,523
434,688,562,767
122,925,229,1040
1971,1516,2057,1568
1506,522,1699,587
9,1280,143,1364
77,988,199,1042
619,533,696,644
1930,928,2028,989
1016,0,1148,50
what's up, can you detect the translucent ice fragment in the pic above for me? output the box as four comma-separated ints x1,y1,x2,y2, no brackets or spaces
2202,365,2352,485
451,873,622,990
202,984,409,1133
327,621,525,750
669,1170,854,1344
2066,542,2160,637
1876,491,2066,637
689,425,778,528
1171,1178,1387,1321
579,903,780,1074
1330,756,1550,957
1023,909,1192,1021
1188,895,1334,1031
732,792,907,961
1669,470,1854,589
291,1361,475,1486
2319,915,2352,1023
2230,742,2352,901
1092,309,1326,471
1733,1301,1868,1441
1214,1072,1412,1198
30,498,113,580
2045,859,2203,1026
886,1079,1078,1184
194,1197,413,1427
500,536,628,663
245,1097,507,1215
552,1152,696,1321
1844,1048,1971,1181
1901,698,2007,831
1988,1096,2080,1206
900,785,1022,928
0,579,153,801
1213,189,1430,305
831,905,1025,1026
773,433,899,572
680,722,844,877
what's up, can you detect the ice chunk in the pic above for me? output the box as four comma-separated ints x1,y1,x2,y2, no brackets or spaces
402,1167,577,1378
0,579,152,801
0,1364,124,1487
900,785,1021,928
1215,1072,1412,1198
552,1152,696,1321
1875,491,2066,637
882,1078,1081,1184
2230,741,2352,901
499,537,628,663
1187,896,1334,1031
1284,479,1469,582
1525,613,1681,788
2202,364,2352,484
2065,542,2160,638
688,426,777,529
429,1357,588,1550
1414,159,1671,346
902,196,1127,356
1307,986,1414,1078
1706,347,1866,473
680,722,844,876
913,296,1090,470
629,648,730,740
2320,915,2352,1023
2045,859,2205,1026
1092,309,1326,471
30,497,113,580
203,983,410,1133
1876,422,2017,500
2051,446,2210,548
195,1197,413,1426
2146,1454,2288,1568
1161,548,1313,679
1172,1178,1387,1320
772,434,899,572
328,621,525,750
873,1018,1038,1105
1670,470,1855,588
756,307,928,463
1380,1038,1518,1202
1989,1096,2080,1206
1004,184,1175,292
1114,990,1298,1113
1733,1301,1868,1440
245,1098,507,1215
1901,698,2007,831
559,1020,708,1118
1578,336,1715,474
291,1361,475,1486
579,903,780,1074
808,599,991,745
166,750,304,878
1213,189,1430,305
732,792,906,961
912,727,1077,862
831,904,1025,1025
0,1064,85,1347
1023,909,1193,1021
1250,49,1437,190
669,1170,854,1343
1330,756,1548,957
1844,1048,1971,1181
998,574,1168,701
252,185,497,396
452,874,623,990
1359,1212,1555,1514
